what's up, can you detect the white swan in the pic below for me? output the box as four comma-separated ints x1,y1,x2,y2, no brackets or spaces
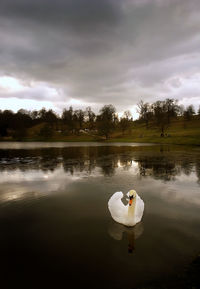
108,190,144,227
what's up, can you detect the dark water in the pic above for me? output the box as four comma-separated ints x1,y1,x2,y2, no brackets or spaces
0,142,200,289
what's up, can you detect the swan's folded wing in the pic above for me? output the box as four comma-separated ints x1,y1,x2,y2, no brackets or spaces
108,192,127,224
135,194,144,223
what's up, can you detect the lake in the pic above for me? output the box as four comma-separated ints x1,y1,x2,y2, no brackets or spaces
0,142,200,289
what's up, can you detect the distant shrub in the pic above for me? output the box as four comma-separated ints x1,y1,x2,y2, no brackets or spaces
39,124,53,138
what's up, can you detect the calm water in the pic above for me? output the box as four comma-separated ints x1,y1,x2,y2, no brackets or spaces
0,142,200,289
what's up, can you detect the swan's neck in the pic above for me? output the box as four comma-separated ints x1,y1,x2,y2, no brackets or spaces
128,197,136,219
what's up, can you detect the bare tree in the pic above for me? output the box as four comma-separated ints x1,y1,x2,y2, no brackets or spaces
85,107,96,130
120,110,132,134
165,98,179,124
137,100,152,128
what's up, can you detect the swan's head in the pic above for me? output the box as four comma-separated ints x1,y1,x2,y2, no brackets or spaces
128,190,136,206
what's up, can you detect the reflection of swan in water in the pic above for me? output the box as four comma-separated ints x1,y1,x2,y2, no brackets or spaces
108,190,144,226
108,222,144,253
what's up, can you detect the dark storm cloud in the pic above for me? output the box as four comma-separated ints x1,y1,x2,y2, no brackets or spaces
0,0,120,32
0,0,200,111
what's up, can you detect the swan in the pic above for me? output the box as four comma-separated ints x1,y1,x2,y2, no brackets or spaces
108,190,144,227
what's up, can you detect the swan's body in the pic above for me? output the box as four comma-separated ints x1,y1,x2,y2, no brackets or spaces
108,190,144,227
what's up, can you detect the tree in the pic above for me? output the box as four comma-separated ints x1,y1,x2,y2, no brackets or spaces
44,109,58,127
137,100,152,128
184,105,195,121
120,110,132,134
85,107,96,130
13,109,32,137
74,109,85,131
62,106,74,133
39,124,53,138
124,110,132,120
165,98,179,124
97,104,116,139
152,101,168,136
72,111,81,134
198,106,200,118
13,127,27,140
38,108,47,121
0,110,7,136
177,105,185,117
30,110,39,120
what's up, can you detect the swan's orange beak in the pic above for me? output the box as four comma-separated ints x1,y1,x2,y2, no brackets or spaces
129,198,133,206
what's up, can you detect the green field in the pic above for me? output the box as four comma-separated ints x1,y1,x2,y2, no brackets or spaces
109,117,200,146
1,116,200,146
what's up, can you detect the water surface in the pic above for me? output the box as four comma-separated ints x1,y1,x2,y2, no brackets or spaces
0,142,200,288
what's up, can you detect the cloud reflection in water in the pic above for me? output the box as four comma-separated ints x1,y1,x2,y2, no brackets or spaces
0,146,199,205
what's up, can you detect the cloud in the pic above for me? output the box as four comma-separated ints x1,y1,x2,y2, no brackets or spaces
0,0,200,113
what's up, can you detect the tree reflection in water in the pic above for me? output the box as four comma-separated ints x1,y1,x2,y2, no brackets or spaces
0,146,199,183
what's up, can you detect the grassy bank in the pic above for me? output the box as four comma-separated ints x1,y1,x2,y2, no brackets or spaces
1,117,200,145
107,117,200,146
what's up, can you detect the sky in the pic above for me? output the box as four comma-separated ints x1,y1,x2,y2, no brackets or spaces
0,0,200,118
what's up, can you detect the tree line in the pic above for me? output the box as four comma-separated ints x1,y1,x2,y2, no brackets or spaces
0,99,199,139
0,105,132,139
137,99,199,136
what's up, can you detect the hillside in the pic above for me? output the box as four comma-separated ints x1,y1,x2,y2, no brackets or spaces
3,116,198,146
110,116,200,146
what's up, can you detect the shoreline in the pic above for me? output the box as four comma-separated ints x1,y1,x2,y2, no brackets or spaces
0,137,199,146
0,138,199,148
